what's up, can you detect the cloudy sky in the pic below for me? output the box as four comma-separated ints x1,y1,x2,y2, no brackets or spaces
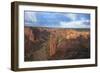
24,11,90,28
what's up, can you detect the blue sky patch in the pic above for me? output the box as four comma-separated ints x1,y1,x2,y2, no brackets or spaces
24,11,90,28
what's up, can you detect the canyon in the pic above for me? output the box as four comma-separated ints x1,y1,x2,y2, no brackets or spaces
24,27,90,61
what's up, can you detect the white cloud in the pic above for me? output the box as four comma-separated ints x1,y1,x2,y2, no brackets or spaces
64,13,77,21
60,20,90,28
25,12,37,22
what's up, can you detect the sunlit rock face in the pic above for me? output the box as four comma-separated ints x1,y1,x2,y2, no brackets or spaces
50,29,90,59
24,27,90,61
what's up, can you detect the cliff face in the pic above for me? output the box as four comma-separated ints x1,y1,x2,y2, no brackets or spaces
24,27,90,61
24,27,50,61
48,29,90,59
